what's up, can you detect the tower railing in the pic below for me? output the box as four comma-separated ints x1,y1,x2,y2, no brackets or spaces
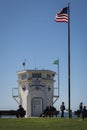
12,88,20,104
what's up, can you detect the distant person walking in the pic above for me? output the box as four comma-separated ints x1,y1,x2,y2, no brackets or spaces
60,102,65,117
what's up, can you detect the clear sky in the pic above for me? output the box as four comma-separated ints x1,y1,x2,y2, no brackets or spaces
0,0,87,112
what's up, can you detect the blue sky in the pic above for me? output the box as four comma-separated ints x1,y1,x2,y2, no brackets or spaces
0,0,87,112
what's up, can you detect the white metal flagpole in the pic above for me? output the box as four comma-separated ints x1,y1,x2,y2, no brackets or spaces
57,59,60,97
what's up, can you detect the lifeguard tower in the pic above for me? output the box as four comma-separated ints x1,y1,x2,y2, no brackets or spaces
12,69,59,117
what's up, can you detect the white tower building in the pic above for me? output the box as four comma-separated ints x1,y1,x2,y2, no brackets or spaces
13,69,58,117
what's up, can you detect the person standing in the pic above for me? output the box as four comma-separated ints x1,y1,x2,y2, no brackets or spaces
79,102,83,112
82,106,86,120
79,102,83,117
60,102,65,117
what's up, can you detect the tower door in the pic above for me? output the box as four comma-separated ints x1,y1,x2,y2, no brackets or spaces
32,98,43,116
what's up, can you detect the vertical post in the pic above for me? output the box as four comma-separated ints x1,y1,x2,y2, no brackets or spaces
68,2,71,118
58,59,60,97
53,59,60,104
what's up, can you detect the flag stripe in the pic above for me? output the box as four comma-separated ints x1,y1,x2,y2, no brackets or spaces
55,7,68,23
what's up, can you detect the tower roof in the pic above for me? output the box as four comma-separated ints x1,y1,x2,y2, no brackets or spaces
17,69,56,75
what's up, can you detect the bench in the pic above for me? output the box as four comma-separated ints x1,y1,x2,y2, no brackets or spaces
41,110,59,117
74,109,87,119
0,110,26,118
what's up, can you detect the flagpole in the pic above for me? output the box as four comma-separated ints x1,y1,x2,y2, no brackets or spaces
54,4,71,117
53,59,60,103
68,2,71,118
58,59,60,97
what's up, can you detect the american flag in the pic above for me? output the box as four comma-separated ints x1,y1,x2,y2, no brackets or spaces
55,7,68,23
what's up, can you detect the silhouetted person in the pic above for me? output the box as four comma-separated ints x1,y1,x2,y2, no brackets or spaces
79,102,83,112
79,102,83,117
82,106,86,120
60,102,65,117
17,105,25,118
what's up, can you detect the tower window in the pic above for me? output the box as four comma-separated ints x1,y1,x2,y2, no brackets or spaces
21,74,27,80
47,74,51,79
32,73,42,78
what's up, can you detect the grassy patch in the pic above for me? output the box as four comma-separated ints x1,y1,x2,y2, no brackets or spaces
0,118,87,130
